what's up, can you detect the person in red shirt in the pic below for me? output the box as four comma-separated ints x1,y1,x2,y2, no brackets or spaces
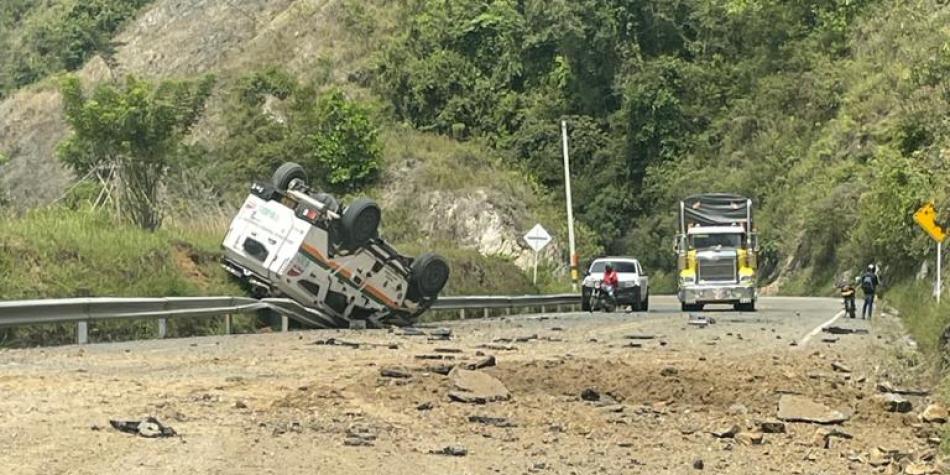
602,264,619,299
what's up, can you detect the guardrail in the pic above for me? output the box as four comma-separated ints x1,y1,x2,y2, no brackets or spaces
0,293,581,345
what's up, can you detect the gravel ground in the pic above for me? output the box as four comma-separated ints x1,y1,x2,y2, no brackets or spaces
0,296,944,474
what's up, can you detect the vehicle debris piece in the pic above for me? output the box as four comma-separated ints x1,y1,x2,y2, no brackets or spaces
430,445,468,457
877,381,930,396
312,338,361,348
822,326,870,335
109,417,177,438
468,415,516,428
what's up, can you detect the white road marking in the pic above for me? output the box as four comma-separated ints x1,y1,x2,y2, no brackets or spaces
798,310,845,347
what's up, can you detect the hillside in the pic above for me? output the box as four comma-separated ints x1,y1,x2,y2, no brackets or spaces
0,0,948,298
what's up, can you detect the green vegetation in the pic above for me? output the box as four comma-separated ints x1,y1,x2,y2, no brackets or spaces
369,0,949,293
209,69,382,194
0,208,252,346
58,74,215,230
0,0,153,99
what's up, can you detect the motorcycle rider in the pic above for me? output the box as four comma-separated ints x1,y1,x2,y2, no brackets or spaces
602,264,619,301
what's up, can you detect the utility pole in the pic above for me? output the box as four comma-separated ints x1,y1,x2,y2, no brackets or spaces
561,120,579,291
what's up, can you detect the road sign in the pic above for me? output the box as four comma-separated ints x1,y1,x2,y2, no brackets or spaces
913,202,947,243
524,224,552,252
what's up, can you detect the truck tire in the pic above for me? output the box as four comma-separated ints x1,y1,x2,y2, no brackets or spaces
736,301,756,312
681,303,703,312
410,253,450,298
273,162,307,192
643,293,649,311
341,198,381,247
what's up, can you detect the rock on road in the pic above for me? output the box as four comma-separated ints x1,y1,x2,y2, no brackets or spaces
0,296,944,474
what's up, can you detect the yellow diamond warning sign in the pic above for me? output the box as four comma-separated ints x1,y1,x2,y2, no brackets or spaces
913,202,947,243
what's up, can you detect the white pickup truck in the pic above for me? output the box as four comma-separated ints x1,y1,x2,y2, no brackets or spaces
581,257,650,312
221,162,449,328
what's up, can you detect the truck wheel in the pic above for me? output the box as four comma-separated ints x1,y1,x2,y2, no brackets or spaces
273,162,307,192
341,198,381,247
581,288,591,311
643,293,649,311
410,253,450,298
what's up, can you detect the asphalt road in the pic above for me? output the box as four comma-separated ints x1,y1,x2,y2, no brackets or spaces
0,296,937,474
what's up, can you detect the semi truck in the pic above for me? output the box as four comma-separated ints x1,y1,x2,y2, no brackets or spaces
675,193,758,312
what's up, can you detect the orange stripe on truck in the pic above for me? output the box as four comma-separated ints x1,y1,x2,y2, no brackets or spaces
299,243,401,309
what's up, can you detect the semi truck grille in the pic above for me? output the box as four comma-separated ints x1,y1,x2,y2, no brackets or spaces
698,256,738,283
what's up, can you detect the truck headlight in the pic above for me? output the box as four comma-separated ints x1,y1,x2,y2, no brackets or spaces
739,274,754,283
680,275,696,284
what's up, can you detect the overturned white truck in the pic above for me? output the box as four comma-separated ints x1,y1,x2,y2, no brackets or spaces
222,162,450,328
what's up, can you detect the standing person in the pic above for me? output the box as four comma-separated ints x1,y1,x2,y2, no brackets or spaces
858,264,881,320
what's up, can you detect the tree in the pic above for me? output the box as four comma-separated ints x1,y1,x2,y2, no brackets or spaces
58,74,215,230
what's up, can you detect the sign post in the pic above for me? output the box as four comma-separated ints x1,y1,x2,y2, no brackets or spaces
913,202,947,302
524,224,553,285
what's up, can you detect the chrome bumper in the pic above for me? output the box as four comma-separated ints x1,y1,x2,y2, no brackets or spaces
679,284,756,304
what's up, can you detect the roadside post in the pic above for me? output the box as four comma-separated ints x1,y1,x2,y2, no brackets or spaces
912,202,947,302
524,224,553,285
561,120,579,291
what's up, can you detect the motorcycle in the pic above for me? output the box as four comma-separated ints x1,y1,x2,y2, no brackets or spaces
836,282,856,319
589,282,617,313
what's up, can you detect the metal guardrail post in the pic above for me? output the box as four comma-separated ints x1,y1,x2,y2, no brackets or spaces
224,314,232,335
483,308,489,319
281,315,289,332
460,309,466,320
77,321,88,345
157,318,167,339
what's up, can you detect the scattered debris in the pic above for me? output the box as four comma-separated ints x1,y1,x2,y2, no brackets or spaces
428,328,453,340
476,344,517,351
415,354,455,360
515,334,539,343
343,424,377,447
872,393,913,413
379,367,412,379
581,388,601,402
735,432,764,446
821,336,839,344
812,427,853,448
468,415,516,428
234,400,248,409
430,445,468,457
416,402,434,411
624,334,657,340
756,419,786,434
831,361,852,373
400,328,425,336
920,403,949,423
660,367,679,377
419,364,454,376
822,326,869,335
687,314,711,328
434,348,463,354
109,417,177,438
692,459,705,470
312,338,361,349
448,368,511,404
461,355,497,371
711,424,740,439
877,381,930,396
777,395,849,424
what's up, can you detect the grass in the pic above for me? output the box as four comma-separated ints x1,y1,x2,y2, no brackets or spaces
0,207,255,346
